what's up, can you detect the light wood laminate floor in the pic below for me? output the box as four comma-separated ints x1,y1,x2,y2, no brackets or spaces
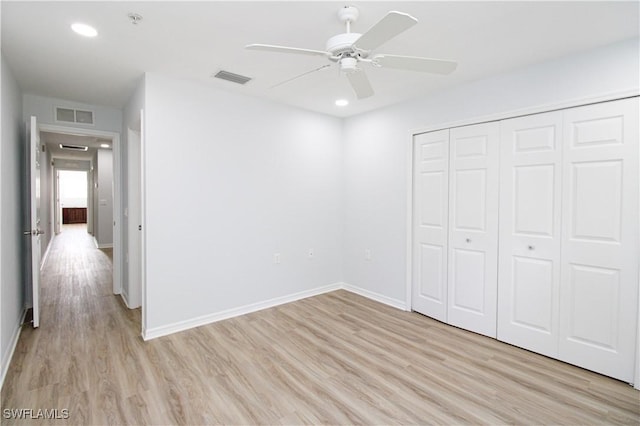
2,224,639,425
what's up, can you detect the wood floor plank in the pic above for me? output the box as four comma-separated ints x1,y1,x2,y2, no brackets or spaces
2,224,639,425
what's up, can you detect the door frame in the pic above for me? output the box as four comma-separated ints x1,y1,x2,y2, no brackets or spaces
38,123,122,295
405,90,639,386
27,116,42,328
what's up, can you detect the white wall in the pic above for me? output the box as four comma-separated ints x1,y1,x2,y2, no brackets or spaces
22,94,122,249
143,73,343,336
23,94,122,133
93,149,113,247
122,77,145,309
342,37,640,304
59,170,87,208
1,54,25,385
39,146,53,257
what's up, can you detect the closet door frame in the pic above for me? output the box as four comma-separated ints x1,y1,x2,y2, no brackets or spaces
405,91,639,389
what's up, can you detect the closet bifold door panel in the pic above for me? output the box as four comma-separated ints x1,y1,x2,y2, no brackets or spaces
447,122,500,338
412,129,450,322
558,97,639,382
497,111,563,358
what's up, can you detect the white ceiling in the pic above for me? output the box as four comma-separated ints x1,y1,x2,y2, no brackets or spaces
2,1,638,118
41,131,111,161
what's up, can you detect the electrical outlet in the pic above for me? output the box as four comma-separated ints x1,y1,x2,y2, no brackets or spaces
274,253,281,264
365,249,372,261
308,248,314,259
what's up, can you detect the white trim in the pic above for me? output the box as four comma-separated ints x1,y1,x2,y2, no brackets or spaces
0,308,27,389
405,92,640,318
92,236,113,249
140,108,148,340
53,105,96,127
342,283,407,310
406,92,639,386
405,129,414,312
38,123,122,296
409,89,639,137
120,290,131,309
142,283,407,341
143,283,343,340
637,110,640,389
40,235,54,271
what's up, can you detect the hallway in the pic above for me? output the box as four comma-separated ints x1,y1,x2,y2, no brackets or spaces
40,224,119,327
1,224,141,424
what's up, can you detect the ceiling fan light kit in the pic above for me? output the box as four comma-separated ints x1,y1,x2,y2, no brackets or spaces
246,6,458,100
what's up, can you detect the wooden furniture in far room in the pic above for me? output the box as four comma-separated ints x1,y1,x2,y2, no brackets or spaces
62,207,87,224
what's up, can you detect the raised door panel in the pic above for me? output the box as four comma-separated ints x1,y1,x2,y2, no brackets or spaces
559,97,639,382
570,161,622,244
497,111,562,358
454,169,486,231
451,248,486,314
419,171,446,228
412,130,450,322
513,165,555,237
448,122,499,338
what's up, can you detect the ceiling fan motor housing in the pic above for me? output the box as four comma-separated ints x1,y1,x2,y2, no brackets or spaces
326,33,365,57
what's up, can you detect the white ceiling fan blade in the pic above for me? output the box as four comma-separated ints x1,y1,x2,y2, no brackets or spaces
245,44,329,57
346,69,374,99
374,54,458,74
270,64,332,89
353,11,418,51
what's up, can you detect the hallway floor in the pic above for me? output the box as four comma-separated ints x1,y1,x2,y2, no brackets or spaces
1,224,141,424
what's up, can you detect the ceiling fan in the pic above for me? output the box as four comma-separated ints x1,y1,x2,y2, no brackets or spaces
246,6,457,100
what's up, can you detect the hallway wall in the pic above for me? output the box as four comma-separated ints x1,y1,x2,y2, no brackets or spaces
1,54,25,386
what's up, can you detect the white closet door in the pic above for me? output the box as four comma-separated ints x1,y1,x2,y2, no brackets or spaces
448,122,500,337
412,130,450,322
497,111,563,357
559,97,639,382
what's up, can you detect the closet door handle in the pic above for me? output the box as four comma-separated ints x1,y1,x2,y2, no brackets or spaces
528,245,535,250
466,238,471,243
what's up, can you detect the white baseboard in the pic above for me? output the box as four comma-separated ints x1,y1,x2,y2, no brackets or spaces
143,282,343,341
92,237,113,249
120,290,131,309
341,283,407,310
1,308,27,389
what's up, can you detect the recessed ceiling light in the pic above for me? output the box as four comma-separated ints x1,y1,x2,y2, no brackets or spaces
100,144,110,148
71,23,98,37
335,99,349,107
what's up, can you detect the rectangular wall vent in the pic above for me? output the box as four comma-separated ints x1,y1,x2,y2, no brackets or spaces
213,70,252,85
59,144,88,151
56,107,94,125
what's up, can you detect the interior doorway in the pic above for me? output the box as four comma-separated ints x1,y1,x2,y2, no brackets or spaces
57,170,89,231
38,123,123,298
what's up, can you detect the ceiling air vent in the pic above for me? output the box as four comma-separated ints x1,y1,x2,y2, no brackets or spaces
213,70,252,85
59,144,88,151
55,107,94,125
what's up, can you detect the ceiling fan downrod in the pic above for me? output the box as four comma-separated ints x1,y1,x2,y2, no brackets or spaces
338,6,359,33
